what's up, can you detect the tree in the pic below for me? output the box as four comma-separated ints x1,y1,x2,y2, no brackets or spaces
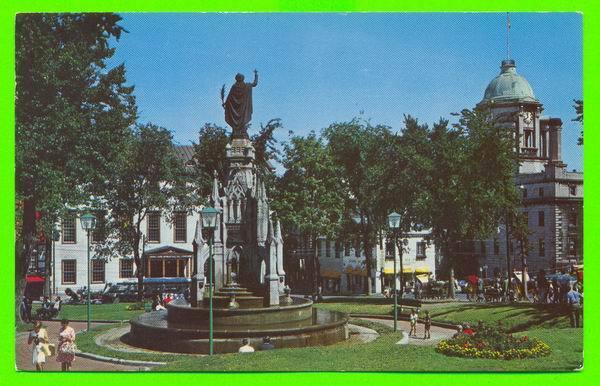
572,99,583,145
97,124,191,301
15,13,136,308
323,119,394,295
428,109,521,298
382,116,433,296
192,123,229,200
271,133,346,295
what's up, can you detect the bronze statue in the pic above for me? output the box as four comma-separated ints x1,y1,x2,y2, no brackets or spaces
222,70,258,139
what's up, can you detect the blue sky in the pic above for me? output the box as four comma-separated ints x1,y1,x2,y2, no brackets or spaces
108,12,583,171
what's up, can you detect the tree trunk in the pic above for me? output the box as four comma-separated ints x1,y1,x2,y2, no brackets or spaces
133,232,144,302
445,241,456,299
312,235,319,297
364,238,373,296
16,198,36,321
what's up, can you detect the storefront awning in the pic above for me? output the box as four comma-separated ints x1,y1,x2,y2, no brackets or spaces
415,266,431,275
321,270,341,279
416,274,429,284
402,267,414,274
26,275,45,283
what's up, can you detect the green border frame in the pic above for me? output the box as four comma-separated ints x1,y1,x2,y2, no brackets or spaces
1,1,597,385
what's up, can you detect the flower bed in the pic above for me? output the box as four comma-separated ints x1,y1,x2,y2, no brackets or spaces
436,324,551,360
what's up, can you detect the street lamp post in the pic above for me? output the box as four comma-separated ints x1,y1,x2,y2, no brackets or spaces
388,212,401,332
200,206,219,356
80,212,97,332
518,185,529,302
51,226,60,296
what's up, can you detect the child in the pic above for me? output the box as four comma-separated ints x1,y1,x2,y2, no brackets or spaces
409,309,418,337
423,310,431,339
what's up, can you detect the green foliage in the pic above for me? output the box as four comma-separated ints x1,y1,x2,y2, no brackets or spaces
192,123,229,201
273,133,345,240
15,13,136,237
322,119,396,294
428,109,521,285
96,123,191,299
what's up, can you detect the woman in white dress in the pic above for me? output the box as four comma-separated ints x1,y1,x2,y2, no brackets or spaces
27,321,49,371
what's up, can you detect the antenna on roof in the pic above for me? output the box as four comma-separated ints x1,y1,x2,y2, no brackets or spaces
506,12,511,60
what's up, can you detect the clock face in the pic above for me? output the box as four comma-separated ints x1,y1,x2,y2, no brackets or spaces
523,111,534,125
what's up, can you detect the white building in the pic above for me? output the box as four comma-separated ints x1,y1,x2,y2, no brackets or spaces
301,230,437,295
51,146,198,295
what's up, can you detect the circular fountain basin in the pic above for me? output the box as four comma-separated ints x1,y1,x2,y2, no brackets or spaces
127,297,348,354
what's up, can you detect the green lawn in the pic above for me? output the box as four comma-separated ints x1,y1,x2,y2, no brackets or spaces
76,324,182,363
156,324,582,372
314,300,572,331
31,302,145,321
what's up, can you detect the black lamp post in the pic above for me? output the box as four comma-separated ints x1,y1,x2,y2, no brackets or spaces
387,211,401,332
200,206,219,355
80,212,97,332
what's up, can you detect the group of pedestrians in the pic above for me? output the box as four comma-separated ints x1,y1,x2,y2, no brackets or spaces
408,309,432,339
27,319,77,371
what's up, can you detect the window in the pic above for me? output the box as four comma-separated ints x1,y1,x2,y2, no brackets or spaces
538,211,545,227
92,259,105,283
385,241,395,259
569,213,578,227
538,187,544,197
354,242,361,257
416,242,426,259
325,240,331,257
480,240,486,255
119,259,134,278
538,239,545,257
335,241,341,259
147,211,161,242
62,260,76,284
173,211,187,243
62,212,76,243
522,188,528,199
569,185,577,196
568,237,578,256
92,210,106,244
344,243,351,257
493,239,500,255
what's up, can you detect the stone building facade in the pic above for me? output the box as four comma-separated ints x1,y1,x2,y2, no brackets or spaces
474,59,583,278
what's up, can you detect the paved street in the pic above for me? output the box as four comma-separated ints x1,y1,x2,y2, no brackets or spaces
16,321,143,372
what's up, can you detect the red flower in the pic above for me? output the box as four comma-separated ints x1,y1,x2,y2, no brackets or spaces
464,329,475,335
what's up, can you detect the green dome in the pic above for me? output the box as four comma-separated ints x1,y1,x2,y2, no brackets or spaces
482,60,538,103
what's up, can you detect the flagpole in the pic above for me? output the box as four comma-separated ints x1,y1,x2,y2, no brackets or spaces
506,12,511,60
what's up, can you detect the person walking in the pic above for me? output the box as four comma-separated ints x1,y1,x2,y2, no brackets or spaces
423,310,432,339
566,284,583,328
28,321,49,371
409,309,418,337
56,319,77,371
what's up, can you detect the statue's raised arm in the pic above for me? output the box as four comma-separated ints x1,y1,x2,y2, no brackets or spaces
252,69,258,87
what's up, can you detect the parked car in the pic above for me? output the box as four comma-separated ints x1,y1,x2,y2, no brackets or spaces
101,282,138,303
101,278,192,303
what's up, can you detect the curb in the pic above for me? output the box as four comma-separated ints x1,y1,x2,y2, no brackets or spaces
75,350,166,367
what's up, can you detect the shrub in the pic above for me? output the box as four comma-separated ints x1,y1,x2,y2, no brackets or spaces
436,324,551,360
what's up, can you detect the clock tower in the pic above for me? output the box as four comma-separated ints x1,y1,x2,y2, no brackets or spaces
477,59,563,174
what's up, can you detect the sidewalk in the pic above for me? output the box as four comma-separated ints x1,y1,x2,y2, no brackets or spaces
16,321,145,372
